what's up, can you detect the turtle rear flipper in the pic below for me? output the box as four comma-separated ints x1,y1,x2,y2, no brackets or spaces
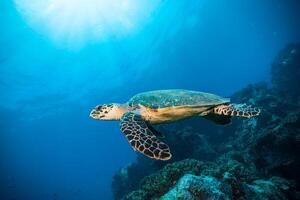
214,104,260,118
120,112,171,160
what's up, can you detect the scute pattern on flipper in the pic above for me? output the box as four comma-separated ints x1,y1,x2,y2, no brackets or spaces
120,112,172,160
128,89,230,109
214,104,260,118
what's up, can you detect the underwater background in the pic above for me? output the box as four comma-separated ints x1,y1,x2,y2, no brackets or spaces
1,0,300,199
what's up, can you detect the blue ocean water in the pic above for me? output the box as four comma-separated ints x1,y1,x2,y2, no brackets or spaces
0,0,300,199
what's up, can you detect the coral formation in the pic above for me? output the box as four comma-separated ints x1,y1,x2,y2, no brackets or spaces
161,174,228,200
112,43,300,200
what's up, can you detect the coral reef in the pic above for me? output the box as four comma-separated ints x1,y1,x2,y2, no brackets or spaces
124,159,204,200
161,174,228,200
112,43,300,200
161,174,292,200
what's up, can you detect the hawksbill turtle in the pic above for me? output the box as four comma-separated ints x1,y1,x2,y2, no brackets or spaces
90,89,260,160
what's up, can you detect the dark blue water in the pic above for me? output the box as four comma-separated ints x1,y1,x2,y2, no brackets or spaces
1,0,300,199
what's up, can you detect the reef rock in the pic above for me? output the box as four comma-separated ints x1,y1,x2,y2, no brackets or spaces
122,159,296,200
161,174,228,200
161,174,292,200
123,159,204,200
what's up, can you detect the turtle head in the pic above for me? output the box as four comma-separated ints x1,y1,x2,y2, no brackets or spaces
90,103,127,120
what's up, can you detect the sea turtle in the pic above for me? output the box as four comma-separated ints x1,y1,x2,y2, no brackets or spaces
90,89,260,160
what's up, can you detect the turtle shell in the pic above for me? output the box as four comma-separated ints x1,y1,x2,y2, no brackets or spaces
127,89,230,109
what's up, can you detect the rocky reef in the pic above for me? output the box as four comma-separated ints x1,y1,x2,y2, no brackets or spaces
112,43,300,200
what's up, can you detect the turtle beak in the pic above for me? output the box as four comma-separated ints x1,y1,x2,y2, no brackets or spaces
90,109,99,119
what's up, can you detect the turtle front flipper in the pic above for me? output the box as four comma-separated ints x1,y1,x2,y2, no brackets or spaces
120,112,172,160
214,104,261,118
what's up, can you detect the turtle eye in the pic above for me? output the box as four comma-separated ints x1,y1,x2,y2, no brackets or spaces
96,105,102,110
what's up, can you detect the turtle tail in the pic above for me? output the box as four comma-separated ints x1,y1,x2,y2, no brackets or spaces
213,104,260,118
